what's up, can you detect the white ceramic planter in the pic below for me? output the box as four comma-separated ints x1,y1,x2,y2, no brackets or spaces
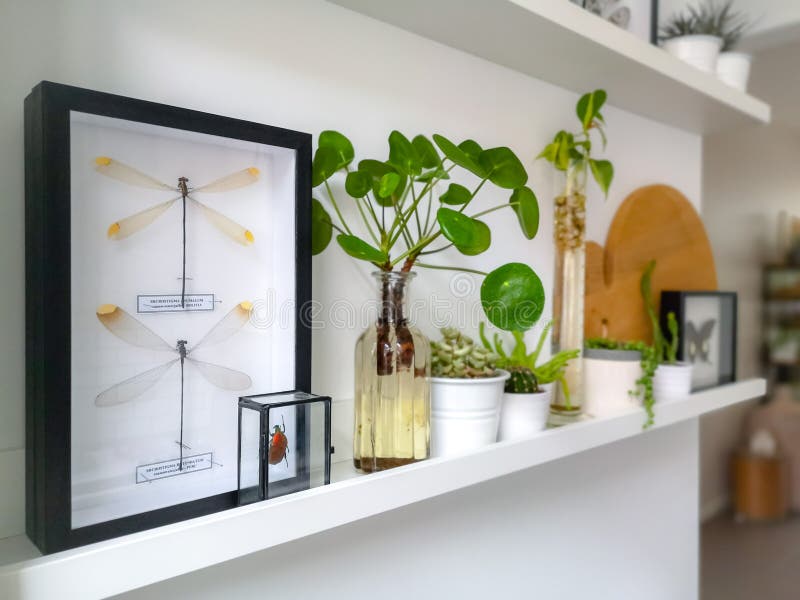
498,384,552,442
663,35,723,73
430,369,510,458
653,362,693,402
583,348,642,418
716,51,752,91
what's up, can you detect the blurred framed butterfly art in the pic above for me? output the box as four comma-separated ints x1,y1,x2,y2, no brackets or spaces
660,292,738,391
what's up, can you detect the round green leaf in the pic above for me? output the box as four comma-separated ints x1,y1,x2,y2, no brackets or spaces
345,170,372,198
388,130,422,176
378,172,401,197
311,198,332,255
318,130,354,170
432,133,487,178
478,147,528,189
510,186,539,239
358,160,406,207
412,135,441,169
312,146,341,188
437,207,491,256
336,234,388,264
480,262,545,331
415,168,450,183
458,139,483,163
440,183,472,205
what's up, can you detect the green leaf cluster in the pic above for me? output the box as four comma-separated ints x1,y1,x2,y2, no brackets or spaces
311,130,544,330
537,89,614,197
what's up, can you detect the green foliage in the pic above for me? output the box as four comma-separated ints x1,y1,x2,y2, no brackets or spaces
537,90,613,198
431,327,499,379
640,259,681,364
311,198,332,256
437,208,491,256
505,366,540,394
480,263,545,332
666,312,680,364
480,321,580,403
510,187,540,240
336,234,387,265
660,0,752,49
585,338,658,429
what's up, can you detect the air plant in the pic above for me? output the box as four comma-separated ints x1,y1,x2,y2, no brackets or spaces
431,327,499,379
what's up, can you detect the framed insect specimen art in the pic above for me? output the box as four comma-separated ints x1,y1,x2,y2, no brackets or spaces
570,0,659,44
25,81,312,554
237,391,332,505
660,291,738,391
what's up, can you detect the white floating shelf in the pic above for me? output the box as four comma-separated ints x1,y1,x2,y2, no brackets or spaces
0,379,765,600
329,0,770,133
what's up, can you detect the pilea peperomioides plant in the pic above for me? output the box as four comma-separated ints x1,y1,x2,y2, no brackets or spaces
310,130,545,334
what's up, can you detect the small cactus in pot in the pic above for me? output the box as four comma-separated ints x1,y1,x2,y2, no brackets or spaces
431,327,500,379
505,366,541,394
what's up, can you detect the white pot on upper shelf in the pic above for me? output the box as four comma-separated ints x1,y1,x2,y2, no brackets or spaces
716,51,752,91
662,34,723,73
653,362,693,402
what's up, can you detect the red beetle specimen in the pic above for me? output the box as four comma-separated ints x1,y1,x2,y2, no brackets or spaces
268,417,289,467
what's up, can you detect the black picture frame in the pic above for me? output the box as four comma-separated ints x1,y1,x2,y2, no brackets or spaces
660,291,738,391
571,0,660,44
25,81,312,554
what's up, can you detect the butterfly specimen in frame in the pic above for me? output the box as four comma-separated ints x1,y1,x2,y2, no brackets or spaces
686,319,716,364
96,301,253,467
95,157,260,307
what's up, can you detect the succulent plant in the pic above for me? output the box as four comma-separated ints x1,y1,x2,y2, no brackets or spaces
505,366,541,394
431,327,499,378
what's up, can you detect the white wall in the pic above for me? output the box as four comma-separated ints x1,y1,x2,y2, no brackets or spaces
0,0,701,546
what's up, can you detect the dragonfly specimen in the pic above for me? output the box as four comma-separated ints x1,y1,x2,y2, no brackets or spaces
96,301,253,468
95,157,260,307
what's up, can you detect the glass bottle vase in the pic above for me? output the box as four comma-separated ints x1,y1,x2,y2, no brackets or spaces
353,271,431,472
550,163,587,424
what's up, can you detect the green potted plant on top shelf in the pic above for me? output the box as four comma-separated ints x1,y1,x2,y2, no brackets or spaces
480,322,579,439
429,327,508,458
310,130,545,472
660,0,724,73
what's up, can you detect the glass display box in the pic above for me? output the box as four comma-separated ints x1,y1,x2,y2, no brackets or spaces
238,391,331,504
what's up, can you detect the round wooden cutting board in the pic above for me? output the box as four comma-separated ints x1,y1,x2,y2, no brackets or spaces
585,184,717,343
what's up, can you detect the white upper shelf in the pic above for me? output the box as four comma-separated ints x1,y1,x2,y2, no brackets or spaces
0,379,766,600
329,0,771,133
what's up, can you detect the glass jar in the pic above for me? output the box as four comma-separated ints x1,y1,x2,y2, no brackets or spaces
353,271,430,472
550,162,587,424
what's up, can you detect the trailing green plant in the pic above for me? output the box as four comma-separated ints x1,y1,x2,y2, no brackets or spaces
505,366,540,394
585,338,658,428
660,0,752,50
537,89,614,198
311,130,544,331
640,259,680,365
431,327,499,379
480,321,580,400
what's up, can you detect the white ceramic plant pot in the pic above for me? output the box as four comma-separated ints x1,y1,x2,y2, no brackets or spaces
498,384,553,442
430,369,510,458
653,362,693,402
663,35,723,73
583,348,643,418
716,51,752,91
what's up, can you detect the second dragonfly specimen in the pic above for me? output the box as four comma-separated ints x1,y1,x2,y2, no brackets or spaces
95,157,260,307
96,301,254,468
